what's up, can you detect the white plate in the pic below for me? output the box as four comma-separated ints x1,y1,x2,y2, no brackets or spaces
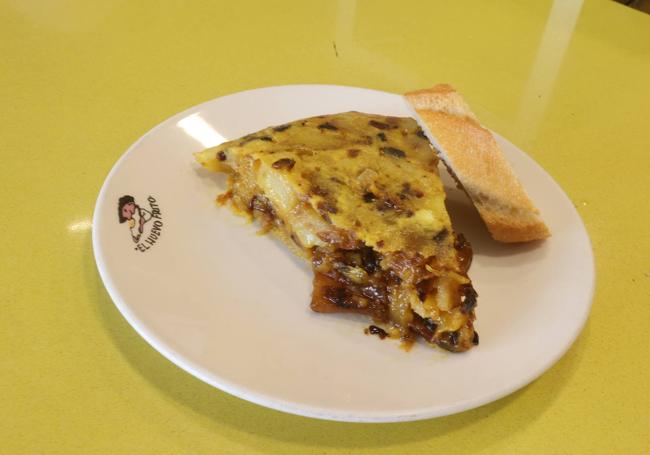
93,85,594,422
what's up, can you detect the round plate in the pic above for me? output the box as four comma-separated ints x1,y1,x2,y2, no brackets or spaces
93,85,594,422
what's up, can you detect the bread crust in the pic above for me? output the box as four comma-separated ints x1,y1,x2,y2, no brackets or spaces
405,84,550,243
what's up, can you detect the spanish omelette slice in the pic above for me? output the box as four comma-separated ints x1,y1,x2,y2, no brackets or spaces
195,111,478,351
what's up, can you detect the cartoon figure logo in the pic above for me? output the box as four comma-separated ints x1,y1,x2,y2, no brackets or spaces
118,195,163,252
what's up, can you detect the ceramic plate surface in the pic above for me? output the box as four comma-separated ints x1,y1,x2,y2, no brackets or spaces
93,85,594,422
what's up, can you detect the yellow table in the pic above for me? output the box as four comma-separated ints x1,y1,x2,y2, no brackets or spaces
2,0,649,452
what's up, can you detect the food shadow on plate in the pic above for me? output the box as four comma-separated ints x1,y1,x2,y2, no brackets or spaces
443,183,547,261
193,164,312,276
193,165,229,193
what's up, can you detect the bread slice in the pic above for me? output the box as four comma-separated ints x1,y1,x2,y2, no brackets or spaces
404,84,550,243
195,111,479,351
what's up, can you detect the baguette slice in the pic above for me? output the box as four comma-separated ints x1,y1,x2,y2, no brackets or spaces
405,84,550,243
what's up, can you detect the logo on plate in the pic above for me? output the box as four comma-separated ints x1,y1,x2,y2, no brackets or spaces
117,195,163,252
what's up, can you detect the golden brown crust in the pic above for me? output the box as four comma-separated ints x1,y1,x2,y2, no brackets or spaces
405,85,550,243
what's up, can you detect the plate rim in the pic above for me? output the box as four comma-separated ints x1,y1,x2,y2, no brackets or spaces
92,84,596,422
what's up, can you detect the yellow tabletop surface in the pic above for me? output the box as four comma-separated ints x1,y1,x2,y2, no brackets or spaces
2,0,649,453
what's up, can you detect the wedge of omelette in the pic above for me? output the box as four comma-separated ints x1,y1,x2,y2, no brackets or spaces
194,112,478,351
